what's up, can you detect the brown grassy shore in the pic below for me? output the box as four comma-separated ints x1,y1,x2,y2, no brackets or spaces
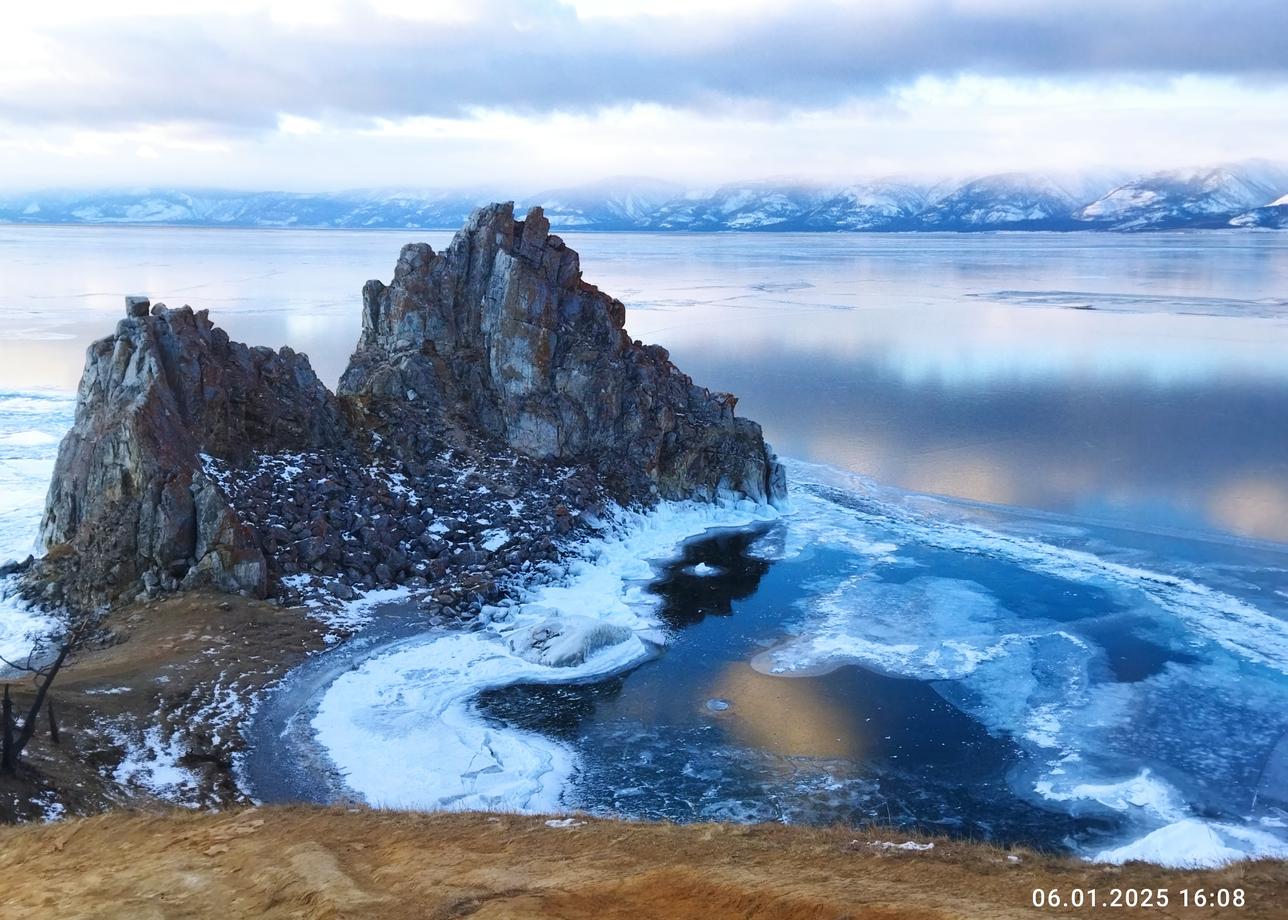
0,807,1284,919
0,592,325,821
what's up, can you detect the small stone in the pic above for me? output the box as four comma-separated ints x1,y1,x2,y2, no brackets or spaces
125,295,151,317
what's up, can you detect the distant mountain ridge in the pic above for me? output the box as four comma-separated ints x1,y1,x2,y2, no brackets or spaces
4,164,1288,232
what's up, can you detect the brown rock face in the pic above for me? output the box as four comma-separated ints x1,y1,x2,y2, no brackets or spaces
40,302,348,607
341,202,785,504
35,203,785,609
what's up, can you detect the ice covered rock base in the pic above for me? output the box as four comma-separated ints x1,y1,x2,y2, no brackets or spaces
21,203,785,612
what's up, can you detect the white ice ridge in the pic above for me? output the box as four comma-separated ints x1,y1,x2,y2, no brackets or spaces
312,496,778,812
778,460,1288,677
0,576,59,665
1097,819,1288,869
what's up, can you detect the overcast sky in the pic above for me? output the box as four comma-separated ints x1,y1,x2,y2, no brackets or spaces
2,0,1287,191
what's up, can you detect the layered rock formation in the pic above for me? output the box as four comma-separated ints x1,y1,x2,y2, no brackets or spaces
32,204,785,610
341,203,784,504
39,300,349,607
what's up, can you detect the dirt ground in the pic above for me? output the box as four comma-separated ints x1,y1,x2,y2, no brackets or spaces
0,592,323,821
1,596,1284,918
0,807,1283,920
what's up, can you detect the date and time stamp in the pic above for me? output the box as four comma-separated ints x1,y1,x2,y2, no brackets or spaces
1031,887,1249,910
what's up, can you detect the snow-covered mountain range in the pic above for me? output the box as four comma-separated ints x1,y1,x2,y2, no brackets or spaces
4,164,1287,232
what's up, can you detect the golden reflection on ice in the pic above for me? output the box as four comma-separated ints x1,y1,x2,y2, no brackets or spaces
707,662,862,761
1208,477,1288,543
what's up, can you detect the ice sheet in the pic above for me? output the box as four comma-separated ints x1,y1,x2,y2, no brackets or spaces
312,497,778,811
0,390,72,565
754,460,1288,865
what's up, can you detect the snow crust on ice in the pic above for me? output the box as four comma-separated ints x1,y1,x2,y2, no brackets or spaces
753,460,1288,868
1096,819,1288,868
311,496,777,812
1034,769,1183,816
752,575,1024,680
0,576,58,666
773,462,1288,678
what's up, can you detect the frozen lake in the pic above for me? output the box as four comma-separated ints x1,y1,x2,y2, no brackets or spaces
5,226,1288,543
2,226,1286,865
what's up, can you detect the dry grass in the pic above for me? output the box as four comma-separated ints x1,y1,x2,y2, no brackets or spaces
1,591,323,821
0,807,1283,919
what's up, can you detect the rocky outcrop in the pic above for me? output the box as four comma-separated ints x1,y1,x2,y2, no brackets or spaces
341,203,785,504
39,299,349,607
32,204,785,610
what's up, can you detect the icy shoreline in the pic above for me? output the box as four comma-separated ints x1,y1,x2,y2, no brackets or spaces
2,379,1284,870
307,460,1288,869
311,497,780,811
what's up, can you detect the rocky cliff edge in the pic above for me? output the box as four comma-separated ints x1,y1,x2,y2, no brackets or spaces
29,204,785,610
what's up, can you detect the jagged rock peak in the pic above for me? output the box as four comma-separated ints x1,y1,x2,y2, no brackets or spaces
32,205,785,610
39,298,349,608
341,202,786,504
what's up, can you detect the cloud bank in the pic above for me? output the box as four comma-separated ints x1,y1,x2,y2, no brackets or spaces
1,1,1286,189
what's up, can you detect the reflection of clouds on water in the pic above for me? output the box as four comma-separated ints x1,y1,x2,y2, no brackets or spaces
708,662,862,761
1207,477,1288,543
4,227,1288,539
682,343,1288,541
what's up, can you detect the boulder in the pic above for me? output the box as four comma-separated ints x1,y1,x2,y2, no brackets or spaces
508,613,638,668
